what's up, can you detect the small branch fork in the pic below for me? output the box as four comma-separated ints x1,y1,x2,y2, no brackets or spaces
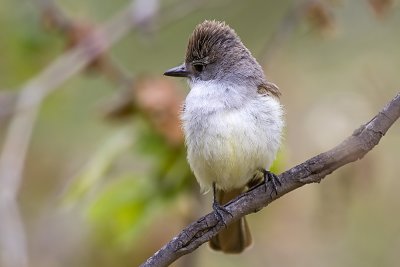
141,92,400,267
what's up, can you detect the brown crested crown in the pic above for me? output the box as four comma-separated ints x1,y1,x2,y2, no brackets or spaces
185,20,241,63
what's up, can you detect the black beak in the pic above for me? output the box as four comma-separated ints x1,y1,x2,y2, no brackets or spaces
164,63,189,77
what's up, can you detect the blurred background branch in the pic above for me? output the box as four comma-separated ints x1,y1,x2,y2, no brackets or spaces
0,1,204,266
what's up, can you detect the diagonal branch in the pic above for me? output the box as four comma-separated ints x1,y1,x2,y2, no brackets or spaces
141,92,400,267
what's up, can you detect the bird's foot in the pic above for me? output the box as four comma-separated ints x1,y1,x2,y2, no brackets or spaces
212,201,233,228
262,169,281,196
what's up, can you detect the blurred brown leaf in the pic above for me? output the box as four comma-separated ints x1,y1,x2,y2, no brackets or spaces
40,3,71,32
104,76,185,146
39,3,114,75
133,76,184,146
103,89,136,120
64,21,108,72
368,0,393,18
305,0,336,34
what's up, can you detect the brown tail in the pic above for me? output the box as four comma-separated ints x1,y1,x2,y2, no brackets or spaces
209,187,252,253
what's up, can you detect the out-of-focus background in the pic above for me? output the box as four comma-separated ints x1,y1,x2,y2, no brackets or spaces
0,0,399,266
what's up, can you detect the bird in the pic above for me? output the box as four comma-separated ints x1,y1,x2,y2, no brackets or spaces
164,20,284,253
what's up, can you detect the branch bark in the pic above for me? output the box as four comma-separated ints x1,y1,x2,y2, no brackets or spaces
141,92,400,267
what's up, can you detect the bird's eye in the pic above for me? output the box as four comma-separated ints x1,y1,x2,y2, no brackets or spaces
193,64,204,72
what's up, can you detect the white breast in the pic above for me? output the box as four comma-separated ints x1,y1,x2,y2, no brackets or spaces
181,81,283,193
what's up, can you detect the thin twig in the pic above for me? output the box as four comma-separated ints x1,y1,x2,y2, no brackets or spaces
141,92,400,267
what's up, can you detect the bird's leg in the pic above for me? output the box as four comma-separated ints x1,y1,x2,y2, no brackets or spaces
261,169,281,196
212,182,232,228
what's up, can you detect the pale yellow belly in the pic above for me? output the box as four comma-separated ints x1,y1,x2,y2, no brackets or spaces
187,112,274,192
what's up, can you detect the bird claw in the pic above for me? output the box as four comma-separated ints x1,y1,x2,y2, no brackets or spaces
262,170,281,196
212,202,232,228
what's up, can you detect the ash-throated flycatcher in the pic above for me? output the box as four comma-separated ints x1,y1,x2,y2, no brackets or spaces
164,20,283,253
